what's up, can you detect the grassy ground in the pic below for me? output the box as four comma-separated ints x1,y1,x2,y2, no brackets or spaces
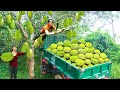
0,57,120,79
0,57,54,79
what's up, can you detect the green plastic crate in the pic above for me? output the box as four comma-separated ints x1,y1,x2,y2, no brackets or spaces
43,33,112,79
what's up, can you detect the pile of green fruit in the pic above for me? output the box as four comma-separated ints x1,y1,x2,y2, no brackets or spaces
47,39,109,69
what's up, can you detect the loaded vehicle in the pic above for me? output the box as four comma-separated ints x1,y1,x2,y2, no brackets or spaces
40,32,112,79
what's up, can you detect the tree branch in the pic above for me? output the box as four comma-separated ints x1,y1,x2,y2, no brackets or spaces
16,21,28,38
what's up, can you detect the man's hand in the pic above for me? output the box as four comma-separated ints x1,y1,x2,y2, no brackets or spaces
54,31,57,34
62,28,65,31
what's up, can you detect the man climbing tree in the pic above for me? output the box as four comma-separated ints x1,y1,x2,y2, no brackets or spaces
35,19,64,41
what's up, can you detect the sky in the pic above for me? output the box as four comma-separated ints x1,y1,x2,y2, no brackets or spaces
90,17,120,44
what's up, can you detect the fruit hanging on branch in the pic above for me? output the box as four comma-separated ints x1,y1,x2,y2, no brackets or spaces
40,18,45,25
21,42,29,53
63,18,69,27
6,14,12,24
34,39,40,48
16,11,22,20
69,17,73,25
27,11,33,19
43,15,48,22
9,20,16,29
0,18,4,27
48,11,53,16
14,30,22,42
26,48,33,59
75,11,85,21
1,52,14,62
0,13,2,20
20,11,25,15
26,20,34,34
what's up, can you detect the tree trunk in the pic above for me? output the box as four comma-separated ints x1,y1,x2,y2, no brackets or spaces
28,33,35,79
28,46,35,79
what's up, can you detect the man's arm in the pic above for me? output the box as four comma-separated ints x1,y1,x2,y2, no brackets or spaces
17,52,25,56
56,28,64,33
45,30,55,35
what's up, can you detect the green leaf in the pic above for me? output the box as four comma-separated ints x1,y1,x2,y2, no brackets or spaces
63,18,69,27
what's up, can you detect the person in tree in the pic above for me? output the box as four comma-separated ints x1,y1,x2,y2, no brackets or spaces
39,19,64,40
9,45,25,79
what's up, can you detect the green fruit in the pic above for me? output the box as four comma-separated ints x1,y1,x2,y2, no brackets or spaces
75,12,81,21
64,54,70,59
69,17,73,25
0,13,2,19
21,42,29,53
77,54,86,59
72,30,77,37
94,54,99,59
57,51,65,57
34,39,40,48
88,64,93,67
40,18,45,25
29,25,34,34
79,11,85,16
84,47,90,53
63,18,69,27
79,44,85,49
38,36,42,44
0,19,4,27
71,44,79,50
66,60,71,64
70,50,78,56
28,11,33,19
57,46,63,51
66,31,73,39
89,47,95,53
94,49,100,54
48,11,53,16
98,58,104,64
47,47,52,52
71,39,78,44
91,58,99,64
9,20,16,29
85,59,91,65
52,49,58,54
6,14,12,24
78,39,86,44
78,49,86,54
70,56,78,62
64,40,71,47
104,58,109,62
85,42,92,48
26,48,33,59
85,53,93,59
1,52,14,62
50,44,57,49
63,47,71,53
20,11,25,15
43,16,48,22
26,20,34,34
26,20,32,29
100,53,107,59
72,63,76,66
76,59,85,66
14,30,22,42
16,11,22,20
57,42,64,46
82,65,88,69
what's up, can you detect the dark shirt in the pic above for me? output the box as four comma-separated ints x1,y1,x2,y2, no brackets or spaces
10,52,25,67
